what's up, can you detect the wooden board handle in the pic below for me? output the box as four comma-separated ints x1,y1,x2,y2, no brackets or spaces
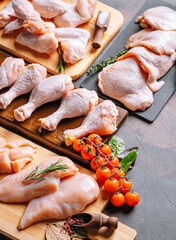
92,27,105,49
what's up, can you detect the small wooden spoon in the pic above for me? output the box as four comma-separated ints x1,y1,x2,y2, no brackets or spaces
67,213,118,230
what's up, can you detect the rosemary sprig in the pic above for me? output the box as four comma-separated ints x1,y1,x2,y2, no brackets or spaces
86,48,129,75
22,160,68,182
56,44,67,74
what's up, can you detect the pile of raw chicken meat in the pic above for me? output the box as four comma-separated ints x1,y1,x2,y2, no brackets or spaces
0,56,118,145
98,6,176,111
0,142,100,229
0,0,97,64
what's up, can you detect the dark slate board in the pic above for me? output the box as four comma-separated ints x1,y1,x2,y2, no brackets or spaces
81,0,176,123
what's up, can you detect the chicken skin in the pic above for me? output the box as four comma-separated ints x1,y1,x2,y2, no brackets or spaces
64,100,118,146
0,57,24,91
14,75,74,122
40,88,98,131
0,64,47,109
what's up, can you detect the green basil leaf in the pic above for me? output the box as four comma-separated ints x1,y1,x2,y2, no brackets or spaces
109,135,125,156
119,148,138,173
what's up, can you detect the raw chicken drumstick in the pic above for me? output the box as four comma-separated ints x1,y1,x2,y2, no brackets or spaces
14,75,74,122
0,57,24,91
0,156,78,203
0,64,47,109
18,172,99,230
40,88,98,131
64,100,118,146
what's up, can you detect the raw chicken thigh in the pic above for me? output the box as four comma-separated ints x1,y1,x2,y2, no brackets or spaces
136,6,176,31
0,64,47,109
118,47,176,92
14,75,74,122
16,31,58,55
32,0,67,19
125,29,176,56
98,57,153,112
54,28,90,63
18,172,99,230
64,100,118,146
40,88,98,131
0,57,24,90
0,156,78,203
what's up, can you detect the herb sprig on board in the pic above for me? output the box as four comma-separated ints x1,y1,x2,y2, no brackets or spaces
56,44,67,73
86,48,129,75
23,160,68,182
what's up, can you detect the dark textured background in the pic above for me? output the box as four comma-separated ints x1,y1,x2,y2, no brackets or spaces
1,0,176,240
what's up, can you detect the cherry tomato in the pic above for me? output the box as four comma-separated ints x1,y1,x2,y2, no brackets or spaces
119,179,132,193
90,156,105,171
81,144,96,161
111,168,125,180
110,192,125,207
106,156,119,169
125,192,140,206
86,134,102,146
96,167,111,183
72,139,84,152
97,144,111,156
104,178,119,193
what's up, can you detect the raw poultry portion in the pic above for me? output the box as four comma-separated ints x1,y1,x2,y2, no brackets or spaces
18,172,99,230
0,57,24,90
0,156,78,203
118,47,176,92
136,6,176,31
54,28,90,63
0,138,36,174
0,64,47,109
64,100,118,146
98,57,153,112
14,75,74,122
15,31,58,55
0,137,6,147
4,18,24,34
0,1,18,28
40,88,98,131
125,29,176,56
32,0,67,19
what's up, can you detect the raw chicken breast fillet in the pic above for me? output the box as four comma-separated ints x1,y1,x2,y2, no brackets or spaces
125,29,176,56
0,156,78,203
98,57,153,111
18,172,99,230
136,6,176,31
64,100,118,146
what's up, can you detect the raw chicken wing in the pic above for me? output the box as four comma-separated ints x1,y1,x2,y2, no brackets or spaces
40,88,98,131
32,0,67,19
136,6,176,31
64,100,118,146
98,57,153,111
18,172,99,230
118,47,176,92
0,57,25,90
54,28,90,63
0,64,47,109
0,2,18,28
16,31,58,55
0,156,78,203
125,29,176,56
4,19,23,34
54,0,97,28
14,75,74,122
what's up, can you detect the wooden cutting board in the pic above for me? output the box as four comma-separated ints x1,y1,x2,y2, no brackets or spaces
0,50,128,166
0,127,137,240
0,0,124,80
